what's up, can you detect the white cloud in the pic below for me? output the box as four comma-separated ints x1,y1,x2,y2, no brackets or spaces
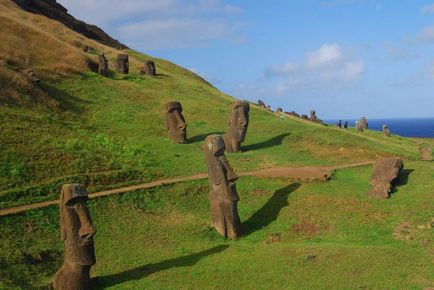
416,26,434,42
306,43,342,68
421,3,434,14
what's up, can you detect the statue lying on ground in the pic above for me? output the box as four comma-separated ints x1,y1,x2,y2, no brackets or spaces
367,157,403,199
204,135,243,240
53,184,96,290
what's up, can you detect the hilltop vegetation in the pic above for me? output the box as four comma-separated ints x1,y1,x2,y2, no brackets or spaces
0,1,433,289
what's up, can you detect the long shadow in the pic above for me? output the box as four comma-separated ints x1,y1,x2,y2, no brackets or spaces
93,245,229,288
391,169,414,194
243,183,301,236
41,83,91,114
188,132,225,144
243,133,290,152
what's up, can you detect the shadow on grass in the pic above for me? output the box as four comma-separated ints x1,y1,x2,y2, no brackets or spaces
41,83,91,114
188,132,225,144
391,169,414,194
243,183,301,236
94,245,229,288
243,133,290,152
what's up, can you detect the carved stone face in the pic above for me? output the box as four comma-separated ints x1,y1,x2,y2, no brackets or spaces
165,102,187,143
228,101,250,143
117,54,129,74
146,61,156,75
60,184,96,266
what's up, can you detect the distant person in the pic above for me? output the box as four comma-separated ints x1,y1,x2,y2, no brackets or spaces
338,120,342,128
344,121,348,129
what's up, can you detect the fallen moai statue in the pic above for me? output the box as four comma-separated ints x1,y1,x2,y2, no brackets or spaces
165,101,187,144
53,184,96,290
367,157,403,199
223,100,250,152
204,134,243,240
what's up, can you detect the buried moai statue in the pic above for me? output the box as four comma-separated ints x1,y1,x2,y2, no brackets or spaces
367,157,403,199
53,184,96,290
223,100,250,152
165,102,187,144
383,125,391,137
116,54,129,74
98,53,108,77
360,116,368,130
140,60,156,76
204,135,243,240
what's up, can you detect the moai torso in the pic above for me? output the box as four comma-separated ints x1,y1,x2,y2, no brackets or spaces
116,54,129,74
165,102,187,143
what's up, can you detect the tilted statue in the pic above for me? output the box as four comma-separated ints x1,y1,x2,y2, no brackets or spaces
223,100,250,152
367,157,403,199
204,135,242,240
98,53,108,77
53,184,96,290
360,116,368,130
383,125,391,137
116,54,129,74
165,102,187,144
140,60,156,76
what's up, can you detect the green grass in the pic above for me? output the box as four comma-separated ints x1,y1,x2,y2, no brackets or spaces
1,163,433,289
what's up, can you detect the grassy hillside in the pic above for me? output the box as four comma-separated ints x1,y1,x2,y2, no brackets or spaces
0,1,433,289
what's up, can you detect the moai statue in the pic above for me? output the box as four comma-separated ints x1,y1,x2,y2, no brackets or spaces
310,110,322,123
421,147,433,161
204,134,242,240
355,121,363,132
383,125,391,137
165,101,187,144
98,53,108,77
367,158,403,199
301,114,309,120
53,184,96,290
275,107,283,114
257,100,266,108
287,111,300,118
360,116,368,130
116,54,129,74
140,61,156,76
223,100,250,152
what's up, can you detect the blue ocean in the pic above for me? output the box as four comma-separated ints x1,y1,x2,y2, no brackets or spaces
325,118,434,138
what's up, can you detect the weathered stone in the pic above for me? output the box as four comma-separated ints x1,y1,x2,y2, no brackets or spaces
257,100,266,108
116,54,129,74
223,100,250,152
204,135,242,240
275,107,283,114
140,60,156,76
286,111,300,118
367,157,403,199
53,184,96,290
383,125,391,137
360,116,368,130
355,121,363,132
421,147,433,161
97,53,108,77
301,114,309,120
309,110,322,123
165,102,187,144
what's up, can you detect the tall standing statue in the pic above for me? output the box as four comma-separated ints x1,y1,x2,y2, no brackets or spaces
98,53,108,77
204,135,242,240
140,61,156,76
360,116,368,130
223,100,250,152
53,184,96,290
165,101,187,144
116,54,129,74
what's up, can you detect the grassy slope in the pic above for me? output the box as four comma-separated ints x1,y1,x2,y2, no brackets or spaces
0,1,433,289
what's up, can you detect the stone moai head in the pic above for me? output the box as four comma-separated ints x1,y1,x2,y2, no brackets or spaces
223,101,250,152
383,125,391,137
310,110,321,123
142,61,156,76
276,107,283,114
204,135,242,240
116,54,129,74
53,184,95,290
360,116,368,129
165,101,187,144
98,53,108,77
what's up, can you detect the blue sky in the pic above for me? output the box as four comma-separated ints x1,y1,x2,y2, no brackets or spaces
58,0,434,119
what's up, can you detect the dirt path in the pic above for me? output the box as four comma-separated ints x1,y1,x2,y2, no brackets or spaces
0,161,374,217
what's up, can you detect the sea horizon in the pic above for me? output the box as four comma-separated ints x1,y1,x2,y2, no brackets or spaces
325,117,434,138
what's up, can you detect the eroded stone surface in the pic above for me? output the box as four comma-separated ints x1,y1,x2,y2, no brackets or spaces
367,157,403,199
165,102,187,144
116,54,129,74
383,125,391,137
140,61,156,76
421,147,433,161
53,184,96,290
360,116,368,130
310,110,322,123
98,53,108,77
223,100,250,152
204,135,242,240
